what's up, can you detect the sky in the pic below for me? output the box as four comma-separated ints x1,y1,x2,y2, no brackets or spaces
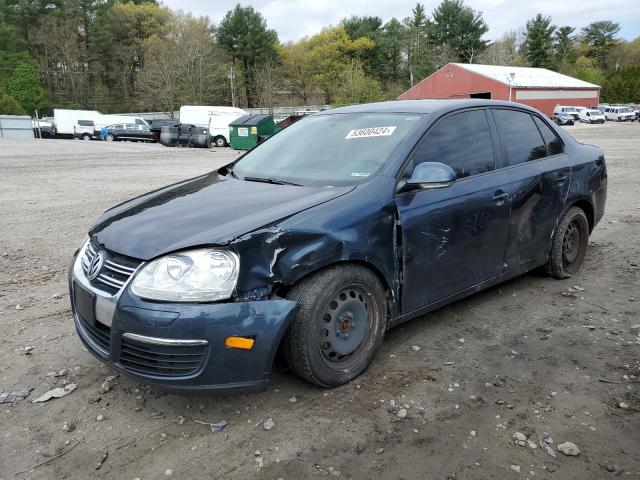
161,0,640,43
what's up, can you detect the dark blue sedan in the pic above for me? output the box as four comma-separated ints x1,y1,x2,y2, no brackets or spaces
69,100,607,393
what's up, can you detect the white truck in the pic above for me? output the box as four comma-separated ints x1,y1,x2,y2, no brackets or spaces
179,106,247,147
52,109,149,138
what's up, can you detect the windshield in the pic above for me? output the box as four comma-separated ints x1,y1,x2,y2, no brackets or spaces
232,113,422,186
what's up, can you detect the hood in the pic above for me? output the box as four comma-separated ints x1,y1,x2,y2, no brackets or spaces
90,172,353,260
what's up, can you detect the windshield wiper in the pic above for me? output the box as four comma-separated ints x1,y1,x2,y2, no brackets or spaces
242,176,302,186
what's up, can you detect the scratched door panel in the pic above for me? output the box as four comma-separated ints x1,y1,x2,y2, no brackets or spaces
396,170,511,313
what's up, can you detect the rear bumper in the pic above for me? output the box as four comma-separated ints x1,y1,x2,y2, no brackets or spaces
69,252,297,394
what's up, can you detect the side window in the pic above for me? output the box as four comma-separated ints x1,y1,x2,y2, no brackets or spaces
493,109,547,166
135,118,144,125
533,117,563,156
411,110,495,179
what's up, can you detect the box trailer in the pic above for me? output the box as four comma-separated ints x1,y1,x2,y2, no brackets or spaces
179,106,247,147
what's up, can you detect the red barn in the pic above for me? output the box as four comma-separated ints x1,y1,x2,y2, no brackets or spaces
398,63,600,116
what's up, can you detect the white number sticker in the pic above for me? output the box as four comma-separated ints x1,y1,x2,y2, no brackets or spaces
345,126,397,139
238,127,249,137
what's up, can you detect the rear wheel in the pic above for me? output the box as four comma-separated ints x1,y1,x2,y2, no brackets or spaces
546,207,589,279
284,265,386,387
82,133,91,141
214,136,226,147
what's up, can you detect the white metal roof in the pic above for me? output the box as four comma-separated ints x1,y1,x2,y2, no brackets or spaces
452,63,600,89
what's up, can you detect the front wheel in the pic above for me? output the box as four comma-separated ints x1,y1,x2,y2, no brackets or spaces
283,265,387,387
546,207,590,279
82,133,91,141
106,133,115,142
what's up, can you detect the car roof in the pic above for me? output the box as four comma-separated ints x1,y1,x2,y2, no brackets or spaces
319,99,542,116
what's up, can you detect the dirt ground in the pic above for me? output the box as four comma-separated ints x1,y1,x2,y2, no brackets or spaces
0,124,638,480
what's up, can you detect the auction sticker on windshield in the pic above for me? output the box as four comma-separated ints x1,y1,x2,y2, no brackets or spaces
345,126,397,139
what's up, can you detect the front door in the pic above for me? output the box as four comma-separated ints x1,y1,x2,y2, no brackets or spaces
396,109,511,314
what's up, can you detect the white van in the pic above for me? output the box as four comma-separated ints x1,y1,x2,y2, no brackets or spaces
578,109,605,124
179,106,247,147
553,105,580,120
53,109,148,137
604,106,635,122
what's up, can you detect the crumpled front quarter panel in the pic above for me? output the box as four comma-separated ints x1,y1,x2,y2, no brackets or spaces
230,177,399,308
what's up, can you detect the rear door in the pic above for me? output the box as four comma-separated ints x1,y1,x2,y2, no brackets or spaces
491,108,571,270
396,109,512,313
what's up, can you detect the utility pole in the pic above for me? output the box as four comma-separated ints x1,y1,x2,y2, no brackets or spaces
508,72,515,102
229,66,236,107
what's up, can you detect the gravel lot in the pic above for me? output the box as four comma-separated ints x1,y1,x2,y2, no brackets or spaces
1,125,638,480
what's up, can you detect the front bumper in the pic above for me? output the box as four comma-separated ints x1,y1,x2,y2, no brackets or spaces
69,248,297,394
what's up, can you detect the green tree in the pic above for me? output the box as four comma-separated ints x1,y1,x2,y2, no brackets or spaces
8,60,44,113
279,26,373,103
569,56,605,86
216,4,278,107
341,16,386,81
380,18,407,85
581,20,620,69
333,61,384,104
429,0,488,63
523,14,555,68
602,65,640,103
554,26,575,72
0,94,27,114
405,3,430,85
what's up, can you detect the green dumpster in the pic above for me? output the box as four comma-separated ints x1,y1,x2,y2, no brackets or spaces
229,114,275,150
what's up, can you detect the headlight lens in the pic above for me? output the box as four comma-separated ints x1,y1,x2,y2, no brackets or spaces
131,249,239,302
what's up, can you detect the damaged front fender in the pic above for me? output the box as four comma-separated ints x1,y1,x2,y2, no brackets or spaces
228,177,401,315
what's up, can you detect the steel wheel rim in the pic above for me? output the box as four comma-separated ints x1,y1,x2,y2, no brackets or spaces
318,284,374,370
562,219,582,266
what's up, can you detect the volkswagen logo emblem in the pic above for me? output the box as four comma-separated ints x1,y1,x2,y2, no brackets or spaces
87,250,105,281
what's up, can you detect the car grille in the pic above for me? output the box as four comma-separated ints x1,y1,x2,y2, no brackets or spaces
120,337,207,377
78,312,111,354
81,242,142,295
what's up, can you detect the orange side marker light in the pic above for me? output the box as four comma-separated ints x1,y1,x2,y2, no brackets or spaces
224,336,255,349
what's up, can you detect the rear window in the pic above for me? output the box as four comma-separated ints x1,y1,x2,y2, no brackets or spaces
533,117,563,156
493,109,547,166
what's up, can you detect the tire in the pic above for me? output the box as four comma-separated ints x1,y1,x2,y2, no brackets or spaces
283,264,387,387
546,207,590,279
106,133,115,142
214,136,226,148
82,133,91,141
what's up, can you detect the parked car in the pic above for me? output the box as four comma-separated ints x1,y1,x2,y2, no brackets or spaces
75,119,97,140
553,105,580,120
69,99,607,393
578,109,605,124
552,112,575,126
101,123,155,142
32,119,56,138
604,106,635,122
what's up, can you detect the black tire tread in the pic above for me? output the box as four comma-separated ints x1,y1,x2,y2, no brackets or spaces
284,264,385,387
546,206,588,279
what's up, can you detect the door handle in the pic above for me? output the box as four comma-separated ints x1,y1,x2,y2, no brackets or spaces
492,190,509,203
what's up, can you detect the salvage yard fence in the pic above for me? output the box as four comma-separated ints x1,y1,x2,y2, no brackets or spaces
0,115,34,139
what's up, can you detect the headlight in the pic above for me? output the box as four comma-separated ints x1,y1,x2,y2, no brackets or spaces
131,249,239,302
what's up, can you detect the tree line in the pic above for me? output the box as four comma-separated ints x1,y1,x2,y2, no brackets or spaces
0,0,638,116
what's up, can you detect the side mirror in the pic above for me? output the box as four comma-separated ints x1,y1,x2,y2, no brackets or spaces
400,162,456,192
